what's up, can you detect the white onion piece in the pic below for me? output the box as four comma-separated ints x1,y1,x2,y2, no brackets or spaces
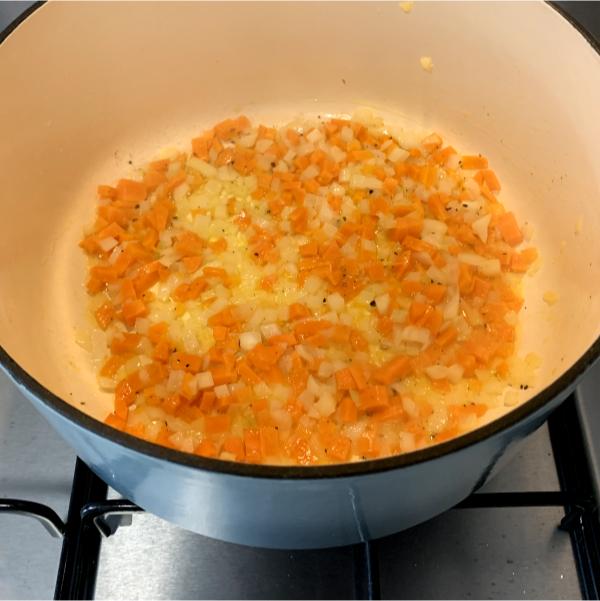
326,292,345,313
425,364,464,383
239,331,261,351
350,174,382,190
98,237,118,252
472,214,492,243
314,391,336,417
375,293,390,315
167,370,185,393
458,253,501,277
388,146,410,163
188,157,217,178
401,326,431,347
214,384,230,399
196,371,214,390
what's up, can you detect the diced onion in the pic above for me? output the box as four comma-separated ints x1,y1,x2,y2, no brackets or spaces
196,371,214,389
98,237,118,252
239,331,262,351
401,326,431,346
214,384,230,398
326,292,345,313
472,214,491,243
350,174,383,190
375,293,390,315
188,157,217,178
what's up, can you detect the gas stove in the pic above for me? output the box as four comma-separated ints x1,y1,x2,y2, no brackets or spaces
1,2,599,599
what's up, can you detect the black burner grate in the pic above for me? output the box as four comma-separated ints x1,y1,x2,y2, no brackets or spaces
0,395,598,600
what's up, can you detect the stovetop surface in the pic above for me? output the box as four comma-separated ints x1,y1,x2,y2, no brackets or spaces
1,2,599,599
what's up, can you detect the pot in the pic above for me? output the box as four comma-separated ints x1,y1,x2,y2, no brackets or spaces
1,1,599,549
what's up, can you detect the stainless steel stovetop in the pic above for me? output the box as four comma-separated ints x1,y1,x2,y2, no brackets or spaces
1,2,599,599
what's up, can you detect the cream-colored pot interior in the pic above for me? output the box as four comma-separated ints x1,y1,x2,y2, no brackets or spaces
1,2,599,429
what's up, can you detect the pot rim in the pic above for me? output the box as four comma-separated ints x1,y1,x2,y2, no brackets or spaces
1,0,599,481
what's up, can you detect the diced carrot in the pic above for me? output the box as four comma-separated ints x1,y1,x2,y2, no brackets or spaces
475,169,501,192
424,283,447,304
132,269,160,296
259,426,280,457
199,391,216,412
97,185,117,199
95,302,114,330
115,377,137,409
372,405,405,423
144,198,172,233
388,217,423,242
338,396,358,423
204,414,231,435
237,361,262,385
299,241,318,257
203,266,229,282
244,429,262,463
458,263,475,295
355,432,380,458
366,261,385,281
431,145,456,165
383,177,399,194
211,366,237,385
335,368,355,390
208,237,228,253
121,299,148,326
246,344,285,372
143,169,166,190
105,411,127,431
393,250,412,278
421,132,443,152
182,256,203,274
215,115,251,140
148,322,168,344
172,277,207,302
100,354,128,378
359,385,390,412
472,277,492,298
496,212,523,246
349,365,368,390
409,301,429,323
268,333,297,346
174,230,205,257
110,333,141,355
149,158,170,172
260,274,277,291
170,352,202,373
461,155,488,170
373,356,410,385
329,435,352,461
349,330,368,351
207,306,238,327
293,320,331,339
510,247,538,272
223,436,245,460
403,235,436,255
116,179,147,203
195,439,218,458
436,326,458,348
347,149,373,162
286,129,301,145
212,326,228,341
153,338,171,363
